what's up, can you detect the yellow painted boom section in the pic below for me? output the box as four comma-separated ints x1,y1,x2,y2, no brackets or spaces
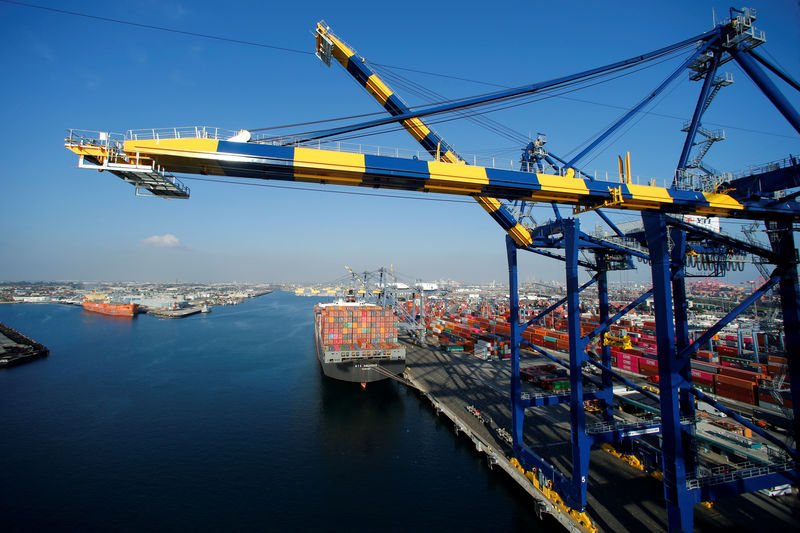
365,74,392,106
475,195,534,247
315,22,536,247
535,173,591,198
400,117,432,143
318,25,357,66
623,183,675,209
427,160,489,190
66,143,113,159
124,138,220,156
293,147,366,185
697,192,744,215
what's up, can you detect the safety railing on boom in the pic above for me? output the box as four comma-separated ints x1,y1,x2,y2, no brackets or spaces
67,129,125,151
65,129,191,198
122,125,679,185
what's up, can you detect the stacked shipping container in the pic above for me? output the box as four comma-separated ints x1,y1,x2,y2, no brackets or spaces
319,305,399,351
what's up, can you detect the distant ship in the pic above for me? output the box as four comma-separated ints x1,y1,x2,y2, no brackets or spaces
82,293,138,317
314,298,405,385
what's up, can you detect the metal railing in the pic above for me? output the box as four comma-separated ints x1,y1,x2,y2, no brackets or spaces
686,459,796,490
675,155,800,192
126,126,248,142
718,155,800,182
66,129,125,150
72,126,686,186
520,384,599,401
66,129,190,197
586,415,694,435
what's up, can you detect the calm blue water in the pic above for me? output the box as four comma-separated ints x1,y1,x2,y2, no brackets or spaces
0,292,555,532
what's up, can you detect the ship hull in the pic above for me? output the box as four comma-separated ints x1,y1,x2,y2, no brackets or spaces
318,357,406,383
83,301,138,317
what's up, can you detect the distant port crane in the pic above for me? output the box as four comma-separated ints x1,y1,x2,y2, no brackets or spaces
64,7,799,532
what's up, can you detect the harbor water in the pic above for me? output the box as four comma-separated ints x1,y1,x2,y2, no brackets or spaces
0,292,557,532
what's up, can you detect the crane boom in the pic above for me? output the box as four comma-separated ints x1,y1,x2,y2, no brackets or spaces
64,130,798,221
315,22,534,247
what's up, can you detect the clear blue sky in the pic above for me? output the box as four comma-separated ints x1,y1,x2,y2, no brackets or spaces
1,0,798,284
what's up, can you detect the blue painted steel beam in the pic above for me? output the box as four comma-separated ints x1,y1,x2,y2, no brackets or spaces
749,49,800,92
566,39,716,168
519,339,603,389
519,394,572,408
670,228,699,478
726,158,800,200
677,45,722,172
596,210,625,238
578,234,650,260
665,215,779,261
522,275,598,329
731,49,800,134
698,470,800,501
518,445,571,494
523,245,597,270
642,211,695,532
597,270,614,421
584,359,662,404
769,221,800,448
677,272,780,359
583,288,654,343
590,423,664,444
688,387,798,457
564,219,591,511
527,220,563,239
506,236,525,459
306,29,721,142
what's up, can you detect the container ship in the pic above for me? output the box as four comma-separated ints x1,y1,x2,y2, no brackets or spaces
82,293,139,317
314,300,405,385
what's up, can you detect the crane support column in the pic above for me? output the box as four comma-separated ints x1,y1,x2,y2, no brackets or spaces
769,221,800,440
597,268,614,422
643,212,695,532
670,227,699,477
506,235,524,455
731,49,800,135
565,219,591,510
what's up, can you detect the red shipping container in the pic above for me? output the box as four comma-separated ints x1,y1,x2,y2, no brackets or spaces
719,367,759,383
715,374,755,388
691,369,714,382
639,363,658,377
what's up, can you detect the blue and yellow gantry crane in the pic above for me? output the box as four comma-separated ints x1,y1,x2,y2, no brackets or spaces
65,7,800,532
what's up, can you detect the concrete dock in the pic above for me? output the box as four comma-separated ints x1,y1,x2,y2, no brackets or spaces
400,339,799,532
0,323,49,367
145,307,202,318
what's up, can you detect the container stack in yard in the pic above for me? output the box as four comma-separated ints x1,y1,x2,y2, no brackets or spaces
421,301,793,409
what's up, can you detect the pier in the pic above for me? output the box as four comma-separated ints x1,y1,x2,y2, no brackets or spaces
0,323,49,367
145,307,202,319
401,339,799,532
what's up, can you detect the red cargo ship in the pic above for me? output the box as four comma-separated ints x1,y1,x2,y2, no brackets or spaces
82,294,138,317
